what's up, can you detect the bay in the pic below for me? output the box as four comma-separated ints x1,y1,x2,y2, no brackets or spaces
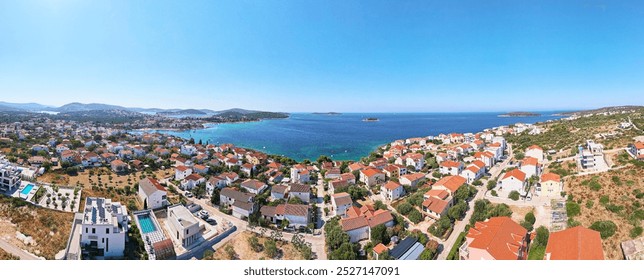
143,112,563,162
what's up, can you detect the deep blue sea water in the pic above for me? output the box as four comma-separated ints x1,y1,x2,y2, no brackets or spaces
143,112,563,161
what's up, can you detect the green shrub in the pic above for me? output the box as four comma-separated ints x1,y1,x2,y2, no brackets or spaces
605,204,624,213
589,220,617,239
525,212,536,225
491,190,498,197
396,202,413,215
585,200,594,209
599,195,610,205
566,202,581,217
631,226,643,238
508,191,520,201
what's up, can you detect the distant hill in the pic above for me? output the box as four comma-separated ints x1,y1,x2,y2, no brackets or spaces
0,102,54,111
157,109,207,116
56,102,130,113
555,106,644,116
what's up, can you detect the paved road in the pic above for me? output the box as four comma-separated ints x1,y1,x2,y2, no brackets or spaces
437,144,513,260
0,239,40,260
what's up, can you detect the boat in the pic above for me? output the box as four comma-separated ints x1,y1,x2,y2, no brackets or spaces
362,117,379,122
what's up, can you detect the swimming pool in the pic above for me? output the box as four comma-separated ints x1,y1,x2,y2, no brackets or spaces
21,184,35,196
138,214,157,234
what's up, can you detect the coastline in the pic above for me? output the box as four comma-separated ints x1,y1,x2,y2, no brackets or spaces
133,113,562,162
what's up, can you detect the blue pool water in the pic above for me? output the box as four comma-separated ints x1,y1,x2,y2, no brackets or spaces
21,184,35,196
138,214,157,234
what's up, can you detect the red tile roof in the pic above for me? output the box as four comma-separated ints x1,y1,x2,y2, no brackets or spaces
527,145,543,151
422,197,450,214
175,165,190,172
545,226,604,260
540,172,561,183
332,192,353,206
433,175,467,193
384,181,403,191
373,243,388,254
502,169,526,182
184,174,203,181
467,217,527,260
361,168,383,177
402,173,425,182
341,216,369,231
471,160,486,169
521,157,539,166
424,189,450,200
366,210,394,228
440,160,462,168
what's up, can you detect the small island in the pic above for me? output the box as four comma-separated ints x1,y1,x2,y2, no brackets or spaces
498,111,541,117
362,117,379,122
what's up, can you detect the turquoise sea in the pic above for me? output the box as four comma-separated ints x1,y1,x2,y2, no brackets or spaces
143,112,564,162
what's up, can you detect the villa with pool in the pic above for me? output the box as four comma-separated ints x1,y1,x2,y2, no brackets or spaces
133,209,176,260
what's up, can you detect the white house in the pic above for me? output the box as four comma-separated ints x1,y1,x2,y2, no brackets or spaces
341,216,370,243
461,160,486,184
240,179,269,194
331,192,353,218
206,176,226,195
220,188,255,207
537,173,563,197
138,178,168,210
400,173,426,187
180,145,198,156
167,205,201,248
628,142,644,160
174,166,193,181
288,183,311,203
290,165,311,183
520,157,540,179
260,204,310,229
525,145,545,163
440,160,464,176
80,197,129,258
474,151,496,168
270,185,289,200
180,174,205,190
359,168,385,187
499,169,527,194
395,153,425,171
381,181,405,201
0,160,22,192
485,143,504,160
232,200,256,219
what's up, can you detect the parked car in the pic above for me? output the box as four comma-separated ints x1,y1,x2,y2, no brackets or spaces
199,210,209,218
185,191,194,198
206,218,217,225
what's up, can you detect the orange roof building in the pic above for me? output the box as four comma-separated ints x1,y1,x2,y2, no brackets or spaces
462,217,528,260
545,226,604,260
432,175,467,194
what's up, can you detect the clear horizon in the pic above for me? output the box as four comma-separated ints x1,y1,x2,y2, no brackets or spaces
1,1,643,112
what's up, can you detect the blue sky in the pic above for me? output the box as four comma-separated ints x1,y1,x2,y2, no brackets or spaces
0,0,642,112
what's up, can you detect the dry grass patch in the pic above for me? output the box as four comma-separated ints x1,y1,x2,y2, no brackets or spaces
0,196,73,259
205,231,304,260
0,248,19,260
565,166,644,260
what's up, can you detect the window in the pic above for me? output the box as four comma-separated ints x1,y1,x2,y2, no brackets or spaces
85,228,88,234
92,228,95,234
106,228,109,234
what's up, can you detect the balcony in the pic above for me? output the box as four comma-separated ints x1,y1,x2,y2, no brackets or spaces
459,242,470,260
